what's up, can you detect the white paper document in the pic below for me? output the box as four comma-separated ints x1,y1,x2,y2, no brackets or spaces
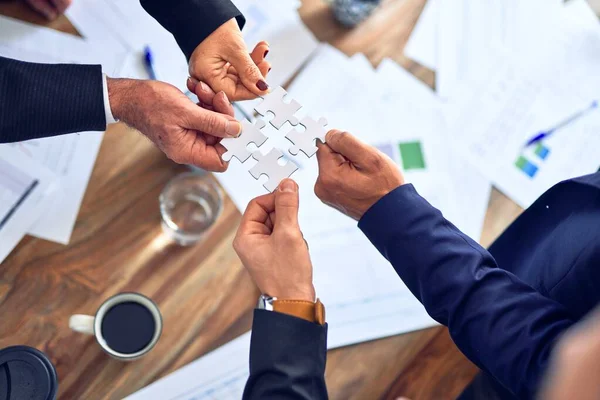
404,0,438,70
0,148,57,263
0,16,124,243
126,333,251,400
436,0,563,99
449,0,600,208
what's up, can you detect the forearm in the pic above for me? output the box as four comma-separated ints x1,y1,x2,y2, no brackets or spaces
243,310,328,400
358,184,575,399
140,0,245,60
0,56,106,143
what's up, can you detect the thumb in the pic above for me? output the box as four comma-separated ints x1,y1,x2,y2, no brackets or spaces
274,179,300,230
229,50,269,96
186,105,242,138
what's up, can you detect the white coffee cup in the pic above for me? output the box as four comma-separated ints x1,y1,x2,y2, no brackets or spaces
69,292,162,361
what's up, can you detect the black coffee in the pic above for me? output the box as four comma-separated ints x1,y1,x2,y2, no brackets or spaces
101,302,156,354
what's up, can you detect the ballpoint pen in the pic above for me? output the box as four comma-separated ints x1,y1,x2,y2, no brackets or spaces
525,100,598,147
143,45,157,80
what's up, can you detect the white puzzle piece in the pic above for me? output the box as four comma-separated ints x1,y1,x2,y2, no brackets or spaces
221,119,268,162
254,86,302,129
285,116,328,157
249,148,299,192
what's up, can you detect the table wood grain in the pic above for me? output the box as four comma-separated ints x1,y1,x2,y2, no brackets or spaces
0,1,523,398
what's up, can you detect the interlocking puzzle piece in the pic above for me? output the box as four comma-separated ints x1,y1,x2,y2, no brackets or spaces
285,116,328,157
254,86,302,129
221,119,268,162
249,148,299,192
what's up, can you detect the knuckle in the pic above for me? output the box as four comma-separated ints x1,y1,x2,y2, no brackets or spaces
203,113,221,133
243,63,260,79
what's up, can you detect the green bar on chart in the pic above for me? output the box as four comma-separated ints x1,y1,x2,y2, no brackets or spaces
398,141,426,170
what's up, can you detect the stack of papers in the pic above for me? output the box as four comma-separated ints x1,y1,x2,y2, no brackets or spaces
0,15,127,260
405,0,600,208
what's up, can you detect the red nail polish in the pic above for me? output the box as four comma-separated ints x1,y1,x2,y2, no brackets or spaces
264,50,269,58
256,80,269,91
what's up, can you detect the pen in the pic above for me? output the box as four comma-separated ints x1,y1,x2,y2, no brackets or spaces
143,45,157,80
525,100,598,147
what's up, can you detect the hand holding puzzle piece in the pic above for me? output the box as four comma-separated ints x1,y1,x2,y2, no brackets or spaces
220,86,327,192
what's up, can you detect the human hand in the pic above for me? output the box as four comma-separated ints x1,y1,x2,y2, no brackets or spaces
189,18,271,101
233,179,315,302
539,307,600,400
23,0,72,20
315,130,405,220
107,77,239,172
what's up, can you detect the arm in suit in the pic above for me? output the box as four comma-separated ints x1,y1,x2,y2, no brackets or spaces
140,0,245,60
1,0,245,144
358,184,576,399
243,310,328,400
0,56,106,143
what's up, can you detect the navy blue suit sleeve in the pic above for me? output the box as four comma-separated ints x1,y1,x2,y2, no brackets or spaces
140,0,245,60
0,56,106,143
358,184,576,399
243,310,328,400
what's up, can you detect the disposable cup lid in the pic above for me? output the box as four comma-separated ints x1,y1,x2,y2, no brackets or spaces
0,346,57,400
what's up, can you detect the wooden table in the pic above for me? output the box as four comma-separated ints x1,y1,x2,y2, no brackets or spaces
0,1,524,399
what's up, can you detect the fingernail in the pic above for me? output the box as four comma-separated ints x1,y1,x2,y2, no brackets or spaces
264,50,269,58
256,80,269,91
279,179,297,193
188,76,199,86
199,81,209,92
226,121,242,137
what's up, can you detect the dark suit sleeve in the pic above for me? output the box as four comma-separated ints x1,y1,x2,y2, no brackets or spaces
243,310,328,400
358,184,576,399
140,0,245,60
0,56,106,143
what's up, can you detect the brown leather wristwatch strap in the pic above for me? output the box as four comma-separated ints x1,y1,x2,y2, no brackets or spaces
272,299,326,325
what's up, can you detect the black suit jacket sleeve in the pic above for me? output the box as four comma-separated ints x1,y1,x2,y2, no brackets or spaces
0,56,106,143
140,0,245,60
243,310,329,400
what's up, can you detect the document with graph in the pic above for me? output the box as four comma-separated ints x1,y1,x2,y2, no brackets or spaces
450,59,600,208
125,333,250,400
0,148,57,263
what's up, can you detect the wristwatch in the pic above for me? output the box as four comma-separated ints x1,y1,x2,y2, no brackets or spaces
257,295,326,325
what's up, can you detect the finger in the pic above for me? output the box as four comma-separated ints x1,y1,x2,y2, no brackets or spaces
26,0,58,20
238,193,276,235
250,41,270,65
213,91,235,118
229,47,269,97
273,178,300,231
187,76,198,94
194,80,219,106
257,60,272,79
185,105,241,138
316,138,346,170
49,0,71,13
189,142,228,172
325,130,377,165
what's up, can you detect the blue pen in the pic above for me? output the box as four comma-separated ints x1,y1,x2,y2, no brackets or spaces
525,100,598,147
143,45,157,80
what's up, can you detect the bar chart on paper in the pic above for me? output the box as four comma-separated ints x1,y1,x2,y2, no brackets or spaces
515,142,551,178
376,140,427,171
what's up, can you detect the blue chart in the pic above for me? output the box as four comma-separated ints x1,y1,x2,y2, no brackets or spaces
516,100,597,178
515,142,550,178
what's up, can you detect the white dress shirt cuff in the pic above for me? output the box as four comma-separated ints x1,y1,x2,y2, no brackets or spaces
103,73,118,125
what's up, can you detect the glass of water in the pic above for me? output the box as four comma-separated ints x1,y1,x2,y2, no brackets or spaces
159,173,224,246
